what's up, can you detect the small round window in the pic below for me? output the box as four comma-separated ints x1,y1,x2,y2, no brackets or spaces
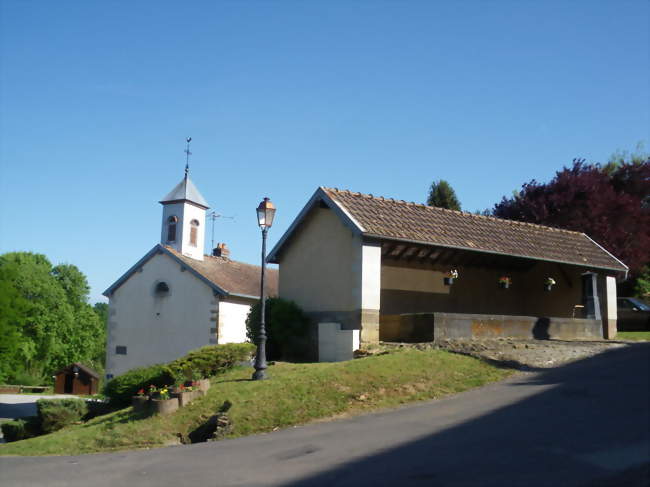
155,282,170,296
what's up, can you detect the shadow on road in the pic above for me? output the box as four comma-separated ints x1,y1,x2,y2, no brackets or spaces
283,344,650,487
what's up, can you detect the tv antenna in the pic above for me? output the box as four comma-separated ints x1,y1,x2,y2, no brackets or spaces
208,211,235,250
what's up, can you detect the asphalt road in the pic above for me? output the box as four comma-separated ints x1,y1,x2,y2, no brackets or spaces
0,395,78,422
1,344,648,487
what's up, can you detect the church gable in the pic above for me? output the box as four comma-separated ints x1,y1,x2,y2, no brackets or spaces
103,245,227,298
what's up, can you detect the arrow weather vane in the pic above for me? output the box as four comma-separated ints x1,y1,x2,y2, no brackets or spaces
184,137,192,177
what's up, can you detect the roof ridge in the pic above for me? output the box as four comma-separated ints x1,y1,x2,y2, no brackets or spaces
321,186,583,236
164,246,278,273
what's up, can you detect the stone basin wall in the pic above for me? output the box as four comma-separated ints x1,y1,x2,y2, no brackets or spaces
380,312,603,342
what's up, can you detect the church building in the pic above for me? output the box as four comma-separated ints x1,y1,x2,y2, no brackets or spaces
103,168,277,379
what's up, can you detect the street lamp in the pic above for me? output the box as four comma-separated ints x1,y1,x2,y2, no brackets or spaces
252,197,276,380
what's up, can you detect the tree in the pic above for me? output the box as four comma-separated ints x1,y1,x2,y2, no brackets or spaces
0,252,107,383
492,159,650,291
426,180,461,211
0,265,30,383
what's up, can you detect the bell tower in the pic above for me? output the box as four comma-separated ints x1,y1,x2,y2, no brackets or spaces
159,138,209,261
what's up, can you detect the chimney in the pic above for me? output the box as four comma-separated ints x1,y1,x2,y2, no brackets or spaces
212,243,230,258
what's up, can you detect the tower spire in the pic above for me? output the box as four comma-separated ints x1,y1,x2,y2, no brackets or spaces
184,136,192,178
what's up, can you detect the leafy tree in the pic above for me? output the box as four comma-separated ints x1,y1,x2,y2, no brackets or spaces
0,252,106,383
52,264,91,307
246,297,311,361
492,159,650,291
426,180,461,211
0,265,30,383
634,267,650,299
93,302,108,326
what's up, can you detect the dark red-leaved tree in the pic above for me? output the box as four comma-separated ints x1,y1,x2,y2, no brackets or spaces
493,159,650,281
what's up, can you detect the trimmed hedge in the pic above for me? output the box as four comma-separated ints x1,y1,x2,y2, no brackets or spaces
103,343,256,407
168,343,256,378
103,364,174,408
37,398,88,434
1,417,41,442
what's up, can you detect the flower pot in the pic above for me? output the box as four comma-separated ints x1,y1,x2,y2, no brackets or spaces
151,397,179,415
443,277,454,286
173,390,197,408
499,282,510,289
545,284,553,292
132,396,149,412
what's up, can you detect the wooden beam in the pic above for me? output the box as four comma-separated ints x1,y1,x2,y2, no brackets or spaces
401,246,420,261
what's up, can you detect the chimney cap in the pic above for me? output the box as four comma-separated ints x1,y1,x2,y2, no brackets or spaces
212,242,230,258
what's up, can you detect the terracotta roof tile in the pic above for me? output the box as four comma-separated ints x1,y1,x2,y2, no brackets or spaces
323,188,627,272
166,247,278,298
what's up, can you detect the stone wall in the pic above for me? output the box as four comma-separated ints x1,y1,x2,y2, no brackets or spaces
380,312,603,342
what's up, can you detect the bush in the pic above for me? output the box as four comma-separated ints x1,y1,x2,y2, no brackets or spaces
103,364,174,408
1,417,41,442
36,398,88,434
168,343,256,379
246,297,312,361
103,344,256,408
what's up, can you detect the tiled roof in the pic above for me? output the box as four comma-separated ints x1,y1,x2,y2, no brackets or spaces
166,247,278,298
318,187,626,272
54,363,100,379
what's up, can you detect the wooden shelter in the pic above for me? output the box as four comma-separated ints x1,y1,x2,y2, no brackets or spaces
53,363,100,395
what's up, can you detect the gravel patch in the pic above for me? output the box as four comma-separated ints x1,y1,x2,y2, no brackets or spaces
380,338,629,370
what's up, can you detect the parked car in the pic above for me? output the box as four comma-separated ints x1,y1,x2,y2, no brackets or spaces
617,297,650,331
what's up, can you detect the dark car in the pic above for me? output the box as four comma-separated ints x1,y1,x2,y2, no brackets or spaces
617,297,650,331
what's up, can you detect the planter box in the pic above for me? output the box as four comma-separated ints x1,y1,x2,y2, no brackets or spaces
173,390,200,407
151,397,179,415
197,379,210,393
132,396,149,412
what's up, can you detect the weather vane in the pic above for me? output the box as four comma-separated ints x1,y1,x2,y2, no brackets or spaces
184,137,192,177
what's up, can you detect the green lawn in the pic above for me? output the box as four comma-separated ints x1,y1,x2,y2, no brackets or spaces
0,349,512,456
617,331,650,341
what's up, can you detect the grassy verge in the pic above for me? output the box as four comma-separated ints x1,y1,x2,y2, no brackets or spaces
0,349,513,456
617,331,650,341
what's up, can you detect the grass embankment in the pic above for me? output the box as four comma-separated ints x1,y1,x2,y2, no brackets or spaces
0,349,512,456
617,331,650,341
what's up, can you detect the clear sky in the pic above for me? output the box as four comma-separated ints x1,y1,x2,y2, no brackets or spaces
1,1,648,303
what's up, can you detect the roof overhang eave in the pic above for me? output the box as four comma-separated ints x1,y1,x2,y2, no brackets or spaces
365,233,629,275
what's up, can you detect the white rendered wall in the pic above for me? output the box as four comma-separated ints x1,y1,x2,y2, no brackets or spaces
318,322,360,362
360,242,381,311
106,252,215,377
218,298,252,344
161,201,206,261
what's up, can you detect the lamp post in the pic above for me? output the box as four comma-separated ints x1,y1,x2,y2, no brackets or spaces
252,197,276,380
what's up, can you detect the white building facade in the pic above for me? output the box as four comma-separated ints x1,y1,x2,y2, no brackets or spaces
104,173,277,378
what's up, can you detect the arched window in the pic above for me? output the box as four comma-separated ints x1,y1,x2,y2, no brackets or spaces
155,281,170,296
189,219,199,247
167,216,178,242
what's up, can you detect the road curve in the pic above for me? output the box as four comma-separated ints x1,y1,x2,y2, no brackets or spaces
1,344,648,487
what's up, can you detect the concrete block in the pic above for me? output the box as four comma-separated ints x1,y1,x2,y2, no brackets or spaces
318,322,360,362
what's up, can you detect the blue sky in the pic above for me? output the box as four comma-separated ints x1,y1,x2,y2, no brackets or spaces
1,1,648,303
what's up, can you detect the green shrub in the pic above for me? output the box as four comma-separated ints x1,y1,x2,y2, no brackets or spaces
1,417,41,442
36,398,88,434
103,364,174,408
246,297,312,361
168,343,256,379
